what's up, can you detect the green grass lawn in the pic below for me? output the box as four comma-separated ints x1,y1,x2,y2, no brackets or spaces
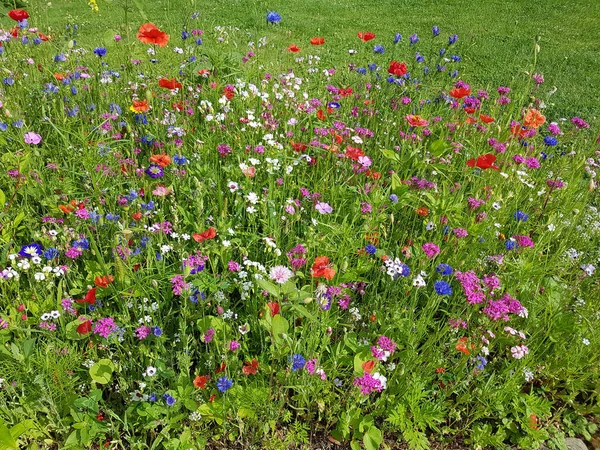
18,0,600,119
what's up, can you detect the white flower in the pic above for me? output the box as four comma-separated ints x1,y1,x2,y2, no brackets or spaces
547,224,556,231
523,368,534,382
582,338,590,346
412,275,426,287
40,313,50,321
50,310,60,319
246,192,259,204
34,272,46,281
492,202,501,210
246,206,257,214
222,240,231,247
144,366,157,377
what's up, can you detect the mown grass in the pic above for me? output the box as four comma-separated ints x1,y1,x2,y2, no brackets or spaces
18,0,600,118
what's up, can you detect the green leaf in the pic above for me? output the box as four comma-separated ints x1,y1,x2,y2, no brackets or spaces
363,426,383,450
380,149,399,162
0,189,5,208
89,359,114,385
0,420,18,449
271,315,289,345
22,338,35,359
429,139,451,156
256,278,280,298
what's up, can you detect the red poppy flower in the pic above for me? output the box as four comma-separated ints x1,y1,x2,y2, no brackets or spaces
8,9,29,21
405,114,429,127
467,153,500,171
94,275,114,288
136,23,169,47
38,32,50,41
76,320,92,335
193,375,209,389
464,107,476,115
388,60,407,77
75,288,97,305
291,141,307,153
362,360,375,373
357,32,375,42
311,256,336,280
132,212,143,221
317,109,327,120
242,359,259,375
456,337,475,355
523,108,546,128
149,153,171,167
192,227,217,243
130,100,149,113
267,302,280,317
310,37,325,45
449,87,472,99
465,117,477,125
215,362,226,374
287,44,300,53
479,114,495,123
198,69,211,77
158,77,182,90
338,87,353,97
345,146,365,161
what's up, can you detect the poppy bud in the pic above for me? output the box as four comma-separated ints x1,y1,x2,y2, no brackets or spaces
152,280,158,287
145,89,153,103
21,314,27,321
17,304,25,312
216,306,224,315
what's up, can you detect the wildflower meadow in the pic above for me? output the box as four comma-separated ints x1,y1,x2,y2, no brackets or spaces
0,2,599,449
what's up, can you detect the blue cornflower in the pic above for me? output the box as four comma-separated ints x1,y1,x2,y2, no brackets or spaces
327,102,341,109
18,19,28,29
475,356,488,371
0,123,6,132
290,354,306,372
149,393,157,402
448,34,459,45
126,189,138,202
514,210,529,222
373,44,385,54
110,103,122,115
393,33,402,44
134,114,148,125
44,83,59,94
141,135,154,145
3,78,14,86
195,38,203,45
163,393,176,406
89,211,102,224
434,280,453,296
181,30,190,40
141,201,155,212
105,213,120,222
140,235,150,247
432,26,440,36
33,37,41,45
544,136,558,146
365,245,377,255
216,376,233,393
93,47,107,57
439,48,446,56
505,240,518,250
54,53,67,63
423,66,430,75
43,248,59,260
356,67,367,75
409,34,419,45
389,194,399,203
67,106,79,117
450,70,459,78
367,63,378,72
73,238,90,250
21,36,29,45
70,86,78,95
173,154,188,165
266,11,282,23
415,52,425,63
153,326,163,337
436,263,454,276
451,55,461,62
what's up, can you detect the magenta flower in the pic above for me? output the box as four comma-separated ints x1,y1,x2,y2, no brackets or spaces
422,242,440,259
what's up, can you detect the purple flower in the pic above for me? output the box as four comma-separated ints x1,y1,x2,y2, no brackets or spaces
23,132,42,145
145,164,164,178
315,202,333,214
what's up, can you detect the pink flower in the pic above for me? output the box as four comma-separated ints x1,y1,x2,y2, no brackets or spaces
511,344,529,359
24,132,42,145
315,202,333,214
422,242,440,259
152,185,173,196
269,265,294,284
